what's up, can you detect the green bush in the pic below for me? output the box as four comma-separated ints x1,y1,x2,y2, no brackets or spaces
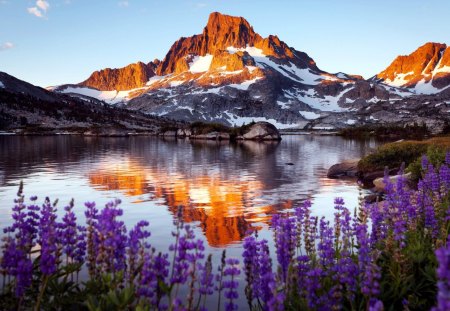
189,121,231,135
358,136,450,174
358,141,428,172
407,146,447,182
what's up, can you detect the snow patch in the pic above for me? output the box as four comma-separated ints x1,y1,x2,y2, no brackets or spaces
58,86,139,104
189,54,213,73
346,119,357,125
227,46,331,85
277,101,290,109
0,81,4,88
228,77,263,90
437,65,450,73
147,76,165,86
299,111,321,120
385,71,414,87
170,80,184,87
414,79,442,94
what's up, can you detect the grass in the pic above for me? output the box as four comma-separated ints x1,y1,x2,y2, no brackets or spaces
358,136,450,174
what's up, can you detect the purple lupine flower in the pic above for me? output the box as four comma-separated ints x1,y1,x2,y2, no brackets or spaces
368,204,380,245
334,199,358,301
439,163,450,196
294,200,311,252
198,254,214,296
369,299,384,311
318,217,334,269
223,258,240,311
267,282,285,311
305,267,322,310
60,201,78,259
296,255,310,299
381,167,415,249
38,197,59,275
74,225,87,264
60,199,86,264
138,250,170,307
434,237,450,311
1,193,40,297
417,178,439,238
258,239,275,304
1,239,33,297
127,220,151,281
242,236,275,306
272,214,296,282
170,224,200,285
85,201,99,276
95,199,128,273
243,235,259,304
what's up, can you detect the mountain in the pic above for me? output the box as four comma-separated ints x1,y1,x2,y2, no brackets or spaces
375,42,450,94
51,12,450,132
80,61,157,91
0,71,181,134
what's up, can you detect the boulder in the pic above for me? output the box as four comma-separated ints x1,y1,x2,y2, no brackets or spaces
327,159,360,178
162,130,177,137
242,122,281,141
176,129,186,137
373,173,412,192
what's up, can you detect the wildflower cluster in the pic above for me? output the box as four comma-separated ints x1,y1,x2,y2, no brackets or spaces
0,153,449,310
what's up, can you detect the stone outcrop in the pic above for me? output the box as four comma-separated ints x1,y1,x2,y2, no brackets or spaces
373,173,412,192
241,122,281,141
327,159,360,178
210,50,256,71
80,62,155,91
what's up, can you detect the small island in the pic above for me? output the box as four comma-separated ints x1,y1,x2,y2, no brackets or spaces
159,121,282,141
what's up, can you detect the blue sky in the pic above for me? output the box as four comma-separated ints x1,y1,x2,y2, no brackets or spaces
1,0,449,87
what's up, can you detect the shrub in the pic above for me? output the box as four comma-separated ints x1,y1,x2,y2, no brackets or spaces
358,136,450,173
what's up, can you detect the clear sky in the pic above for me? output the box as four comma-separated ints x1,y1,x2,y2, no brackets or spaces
1,0,449,87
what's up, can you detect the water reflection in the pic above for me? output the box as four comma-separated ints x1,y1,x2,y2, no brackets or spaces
0,136,380,247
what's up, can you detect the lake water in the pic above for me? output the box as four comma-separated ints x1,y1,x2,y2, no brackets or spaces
0,135,380,306
0,134,380,249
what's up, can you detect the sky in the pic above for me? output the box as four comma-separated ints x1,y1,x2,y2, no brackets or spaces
1,0,450,87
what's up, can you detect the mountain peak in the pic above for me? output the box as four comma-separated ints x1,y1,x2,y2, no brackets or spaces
377,41,450,91
203,12,260,49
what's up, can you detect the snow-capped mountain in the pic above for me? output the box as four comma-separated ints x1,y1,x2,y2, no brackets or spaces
52,12,450,132
375,42,450,94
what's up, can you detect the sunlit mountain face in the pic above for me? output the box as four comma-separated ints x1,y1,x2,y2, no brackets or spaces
87,156,291,246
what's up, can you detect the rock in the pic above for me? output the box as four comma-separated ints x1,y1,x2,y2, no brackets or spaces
162,130,177,137
210,50,255,71
373,173,412,192
327,159,360,178
176,128,186,137
358,169,399,186
242,122,281,141
80,61,155,91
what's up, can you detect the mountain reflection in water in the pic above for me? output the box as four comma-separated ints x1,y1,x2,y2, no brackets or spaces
0,136,380,248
